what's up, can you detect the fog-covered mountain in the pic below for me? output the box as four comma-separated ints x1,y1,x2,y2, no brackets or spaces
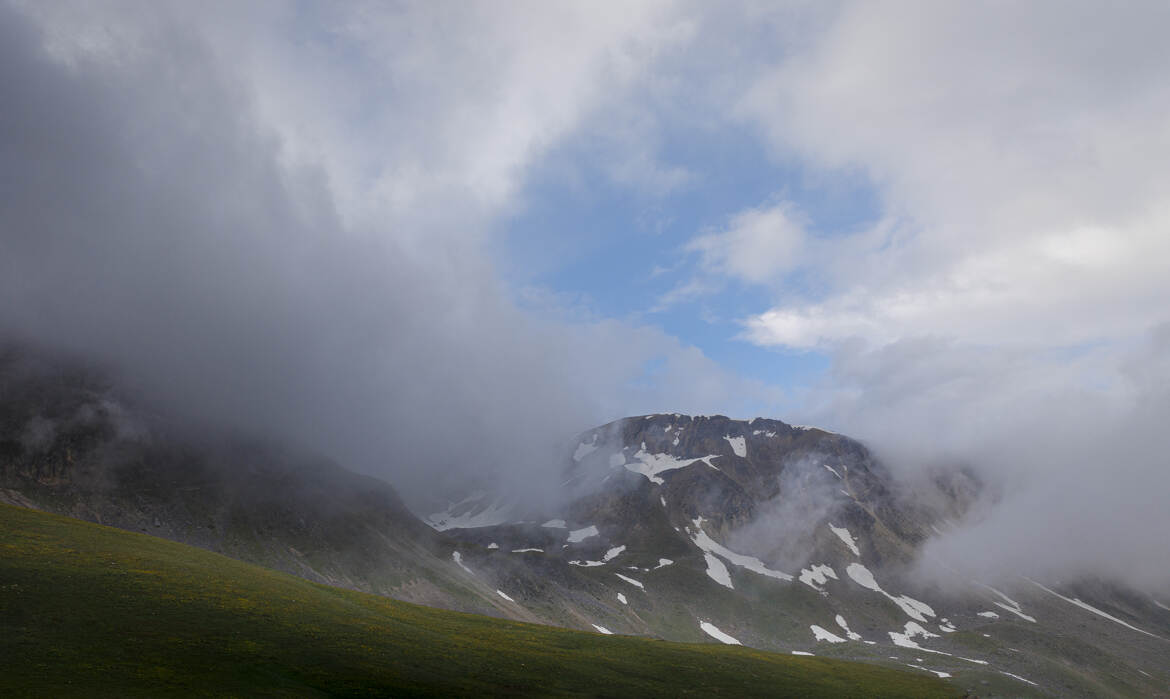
3,352,1168,697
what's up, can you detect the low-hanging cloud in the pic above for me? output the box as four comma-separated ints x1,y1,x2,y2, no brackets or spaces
0,2,782,508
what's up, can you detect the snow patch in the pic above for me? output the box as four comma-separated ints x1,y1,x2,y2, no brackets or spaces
823,464,842,480
622,446,722,484
835,615,863,641
828,523,860,556
592,624,613,635
811,625,846,643
496,590,515,602
725,435,746,457
567,525,599,543
846,563,935,623
511,548,543,553
977,611,999,618
703,552,734,589
699,621,741,645
541,519,566,529
999,671,1038,686
487,542,499,550
654,558,673,569
791,650,814,656
428,495,512,531
603,545,626,562
692,518,793,581
452,551,473,575
615,573,645,590
1027,578,1165,639
906,663,951,679
573,437,598,462
617,593,627,605
889,622,941,653
799,564,838,592
979,584,1037,622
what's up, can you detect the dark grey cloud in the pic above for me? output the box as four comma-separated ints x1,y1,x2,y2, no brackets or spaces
0,2,780,509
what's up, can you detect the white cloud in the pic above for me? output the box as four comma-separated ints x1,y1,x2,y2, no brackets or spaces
730,1,1170,352
687,202,807,285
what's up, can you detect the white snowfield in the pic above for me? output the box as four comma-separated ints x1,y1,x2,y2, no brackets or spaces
573,436,599,462
906,663,951,678
541,519,566,528
846,563,935,623
496,589,515,602
703,552,733,589
699,621,741,645
835,614,863,641
977,611,999,618
691,518,793,583
791,650,814,656
811,625,847,643
889,621,939,651
751,429,777,438
617,593,627,605
799,564,838,592
592,624,613,635
567,525,599,543
725,435,747,458
487,542,499,550
654,558,674,569
889,622,989,665
569,544,625,568
980,584,1037,623
999,671,1038,686
828,524,860,556
427,495,512,531
615,573,645,590
511,548,543,553
616,444,723,485
1027,578,1166,639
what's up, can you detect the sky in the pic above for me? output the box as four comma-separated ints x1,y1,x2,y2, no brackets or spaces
2,1,1170,586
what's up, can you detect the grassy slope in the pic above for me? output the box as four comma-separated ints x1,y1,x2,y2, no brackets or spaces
0,504,957,698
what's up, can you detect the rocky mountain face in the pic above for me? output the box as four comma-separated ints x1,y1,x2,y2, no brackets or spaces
3,350,1169,697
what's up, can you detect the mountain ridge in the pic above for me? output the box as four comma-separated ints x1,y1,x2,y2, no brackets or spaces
2,353,1168,696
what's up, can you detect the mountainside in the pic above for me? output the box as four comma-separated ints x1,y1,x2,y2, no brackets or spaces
0,348,515,619
0,503,956,698
432,414,1170,697
3,351,1169,697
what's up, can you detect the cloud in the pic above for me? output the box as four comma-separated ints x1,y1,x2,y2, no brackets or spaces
732,1,1170,352
687,202,807,285
711,2,1170,586
0,1,777,508
803,329,1170,589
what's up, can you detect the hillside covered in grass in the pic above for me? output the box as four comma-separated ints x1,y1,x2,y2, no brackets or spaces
0,504,956,697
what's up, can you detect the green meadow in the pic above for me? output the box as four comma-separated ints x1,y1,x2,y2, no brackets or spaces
0,504,956,697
